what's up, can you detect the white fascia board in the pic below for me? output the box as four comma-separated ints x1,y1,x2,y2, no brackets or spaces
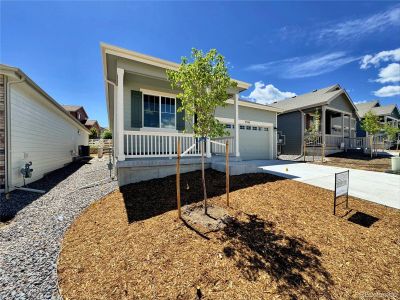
226,99,283,113
216,117,273,127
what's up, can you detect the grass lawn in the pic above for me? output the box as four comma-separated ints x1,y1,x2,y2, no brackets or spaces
310,151,393,172
58,170,399,299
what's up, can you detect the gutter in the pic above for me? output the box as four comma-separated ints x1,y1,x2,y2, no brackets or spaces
5,74,26,194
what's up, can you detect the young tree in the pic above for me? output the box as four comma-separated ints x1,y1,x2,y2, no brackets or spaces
167,48,237,214
383,123,400,150
89,127,98,139
361,111,382,157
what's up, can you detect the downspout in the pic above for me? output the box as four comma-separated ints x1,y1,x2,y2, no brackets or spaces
5,75,26,194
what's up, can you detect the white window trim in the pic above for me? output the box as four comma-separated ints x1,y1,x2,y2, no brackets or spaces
141,89,177,132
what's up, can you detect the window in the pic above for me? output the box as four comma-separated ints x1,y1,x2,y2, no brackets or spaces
240,125,245,130
264,128,268,131
246,126,251,130
143,93,176,129
252,126,258,131
161,97,175,129
225,124,232,129
143,94,160,127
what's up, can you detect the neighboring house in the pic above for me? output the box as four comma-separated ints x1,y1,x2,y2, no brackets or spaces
0,65,90,193
101,43,282,186
62,105,89,124
85,120,101,137
355,101,400,138
272,84,359,155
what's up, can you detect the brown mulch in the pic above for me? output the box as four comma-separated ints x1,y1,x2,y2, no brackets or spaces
58,170,400,300
310,152,393,172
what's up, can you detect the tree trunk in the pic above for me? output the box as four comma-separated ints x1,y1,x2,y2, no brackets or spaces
201,139,208,215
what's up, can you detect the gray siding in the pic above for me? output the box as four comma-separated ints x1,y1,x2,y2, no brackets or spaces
328,94,356,117
278,111,302,155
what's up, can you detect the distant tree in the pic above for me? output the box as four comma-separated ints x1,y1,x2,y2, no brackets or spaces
101,129,112,139
383,123,400,150
89,127,98,139
167,48,237,214
361,111,382,157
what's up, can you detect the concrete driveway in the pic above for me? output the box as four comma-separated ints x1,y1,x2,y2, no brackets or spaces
227,160,400,209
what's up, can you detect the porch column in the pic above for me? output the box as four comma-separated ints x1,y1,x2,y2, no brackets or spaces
341,113,345,142
321,106,326,146
234,93,240,157
117,68,125,161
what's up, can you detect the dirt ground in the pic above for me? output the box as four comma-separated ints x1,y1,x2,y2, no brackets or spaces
58,170,400,300
310,151,393,172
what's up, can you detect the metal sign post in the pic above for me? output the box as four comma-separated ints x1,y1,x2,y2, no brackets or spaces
333,170,349,215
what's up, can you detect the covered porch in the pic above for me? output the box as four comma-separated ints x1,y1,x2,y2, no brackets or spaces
303,105,360,150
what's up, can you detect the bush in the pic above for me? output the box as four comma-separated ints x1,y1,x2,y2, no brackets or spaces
102,129,112,139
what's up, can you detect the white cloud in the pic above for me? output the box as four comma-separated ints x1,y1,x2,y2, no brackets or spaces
360,48,400,69
373,85,400,97
243,82,296,105
318,5,400,42
246,52,358,79
375,63,400,83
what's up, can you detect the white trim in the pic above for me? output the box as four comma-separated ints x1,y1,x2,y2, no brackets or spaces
140,88,177,99
216,116,273,128
226,99,282,113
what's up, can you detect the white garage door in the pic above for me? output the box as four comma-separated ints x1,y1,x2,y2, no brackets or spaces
226,125,271,160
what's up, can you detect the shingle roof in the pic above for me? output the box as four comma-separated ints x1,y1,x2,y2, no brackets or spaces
85,120,98,126
355,101,379,117
271,84,343,112
355,101,398,118
62,105,83,112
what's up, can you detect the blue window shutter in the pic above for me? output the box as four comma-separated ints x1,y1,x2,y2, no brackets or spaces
131,90,142,128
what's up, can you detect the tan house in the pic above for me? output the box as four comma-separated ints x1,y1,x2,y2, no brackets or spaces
101,43,282,186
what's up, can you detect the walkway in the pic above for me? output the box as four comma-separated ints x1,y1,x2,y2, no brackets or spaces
213,160,400,209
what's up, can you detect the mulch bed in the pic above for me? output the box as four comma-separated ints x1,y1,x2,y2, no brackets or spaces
58,170,400,299
310,152,392,172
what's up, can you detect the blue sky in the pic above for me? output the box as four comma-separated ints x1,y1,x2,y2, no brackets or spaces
1,1,399,127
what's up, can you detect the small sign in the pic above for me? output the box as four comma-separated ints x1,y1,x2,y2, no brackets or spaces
335,171,349,197
333,170,349,215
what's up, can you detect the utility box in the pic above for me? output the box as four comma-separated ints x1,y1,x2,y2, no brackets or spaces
78,145,90,157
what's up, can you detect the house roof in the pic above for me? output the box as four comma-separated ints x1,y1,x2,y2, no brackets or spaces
0,64,91,134
355,101,398,118
62,105,83,112
85,119,99,126
271,84,351,113
101,42,251,92
238,98,283,113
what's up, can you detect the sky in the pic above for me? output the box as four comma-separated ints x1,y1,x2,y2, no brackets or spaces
1,1,399,127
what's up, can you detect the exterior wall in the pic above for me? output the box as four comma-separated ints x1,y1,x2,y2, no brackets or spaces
277,111,302,155
8,82,89,189
328,94,355,114
0,75,5,190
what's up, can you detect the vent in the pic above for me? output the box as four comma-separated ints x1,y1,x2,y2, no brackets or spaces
312,89,318,92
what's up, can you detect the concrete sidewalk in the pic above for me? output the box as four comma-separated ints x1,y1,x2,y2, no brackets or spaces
213,159,400,209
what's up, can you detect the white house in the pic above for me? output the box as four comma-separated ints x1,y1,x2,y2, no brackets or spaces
0,65,90,193
101,43,282,186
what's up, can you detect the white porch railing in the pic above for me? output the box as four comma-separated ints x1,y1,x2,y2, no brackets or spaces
325,135,344,148
123,131,201,158
210,136,235,155
89,139,113,148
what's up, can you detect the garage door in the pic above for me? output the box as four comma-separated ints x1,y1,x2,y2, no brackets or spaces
226,125,271,160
